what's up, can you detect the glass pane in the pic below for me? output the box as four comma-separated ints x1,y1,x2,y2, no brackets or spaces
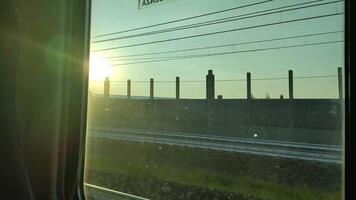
85,1,345,200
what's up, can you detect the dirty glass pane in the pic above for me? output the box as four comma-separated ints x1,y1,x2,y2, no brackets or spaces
85,1,345,200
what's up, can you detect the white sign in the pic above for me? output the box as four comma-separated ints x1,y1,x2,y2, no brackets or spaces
138,0,175,9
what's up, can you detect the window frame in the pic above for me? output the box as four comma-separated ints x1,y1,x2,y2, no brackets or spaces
80,0,352,199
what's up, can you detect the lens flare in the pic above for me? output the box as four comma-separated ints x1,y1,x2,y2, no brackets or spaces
89,53,113,80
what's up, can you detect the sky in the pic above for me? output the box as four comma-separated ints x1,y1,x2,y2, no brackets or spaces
88,0,344,99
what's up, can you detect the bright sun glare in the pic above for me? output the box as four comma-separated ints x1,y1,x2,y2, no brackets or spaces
89,54,113,80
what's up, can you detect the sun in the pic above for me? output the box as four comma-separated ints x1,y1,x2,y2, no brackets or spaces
89,53,113,81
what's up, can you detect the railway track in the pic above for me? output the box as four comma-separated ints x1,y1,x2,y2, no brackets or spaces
89,128,342,163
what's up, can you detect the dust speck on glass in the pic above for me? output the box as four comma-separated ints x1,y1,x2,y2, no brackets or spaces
85,0,345,200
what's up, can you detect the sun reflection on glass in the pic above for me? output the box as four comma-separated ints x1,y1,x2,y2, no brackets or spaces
89,53,113,81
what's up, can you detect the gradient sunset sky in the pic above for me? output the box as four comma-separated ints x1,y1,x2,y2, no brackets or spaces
89,0,344,99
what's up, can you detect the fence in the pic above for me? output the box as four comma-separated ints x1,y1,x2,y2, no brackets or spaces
88,68,344,145
92,68,344,100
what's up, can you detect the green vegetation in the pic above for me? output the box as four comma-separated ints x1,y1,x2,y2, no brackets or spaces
85,138,342,200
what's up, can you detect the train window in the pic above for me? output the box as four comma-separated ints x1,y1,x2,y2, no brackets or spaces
84,0,345,199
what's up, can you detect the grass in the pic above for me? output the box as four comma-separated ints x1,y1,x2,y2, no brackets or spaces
85,138,342,200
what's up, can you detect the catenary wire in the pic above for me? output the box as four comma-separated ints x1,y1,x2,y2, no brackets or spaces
108,40,343,66
92,12,343,52
91,0,342,43
104,31,342,60
91,0,273,38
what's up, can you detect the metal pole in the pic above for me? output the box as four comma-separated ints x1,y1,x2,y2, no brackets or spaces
104,77,110,98
176,77,180,100
338,67,343,100
150,78,154,99
127,79,131,99
288,70,294,100
247,72,251,99
206,70,215,100
288,70,294,136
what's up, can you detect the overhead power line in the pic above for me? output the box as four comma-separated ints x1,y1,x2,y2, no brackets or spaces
92,12,343,52
91,0,342,43
105,31,343,60
91,0,273,38
110,40,343,66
